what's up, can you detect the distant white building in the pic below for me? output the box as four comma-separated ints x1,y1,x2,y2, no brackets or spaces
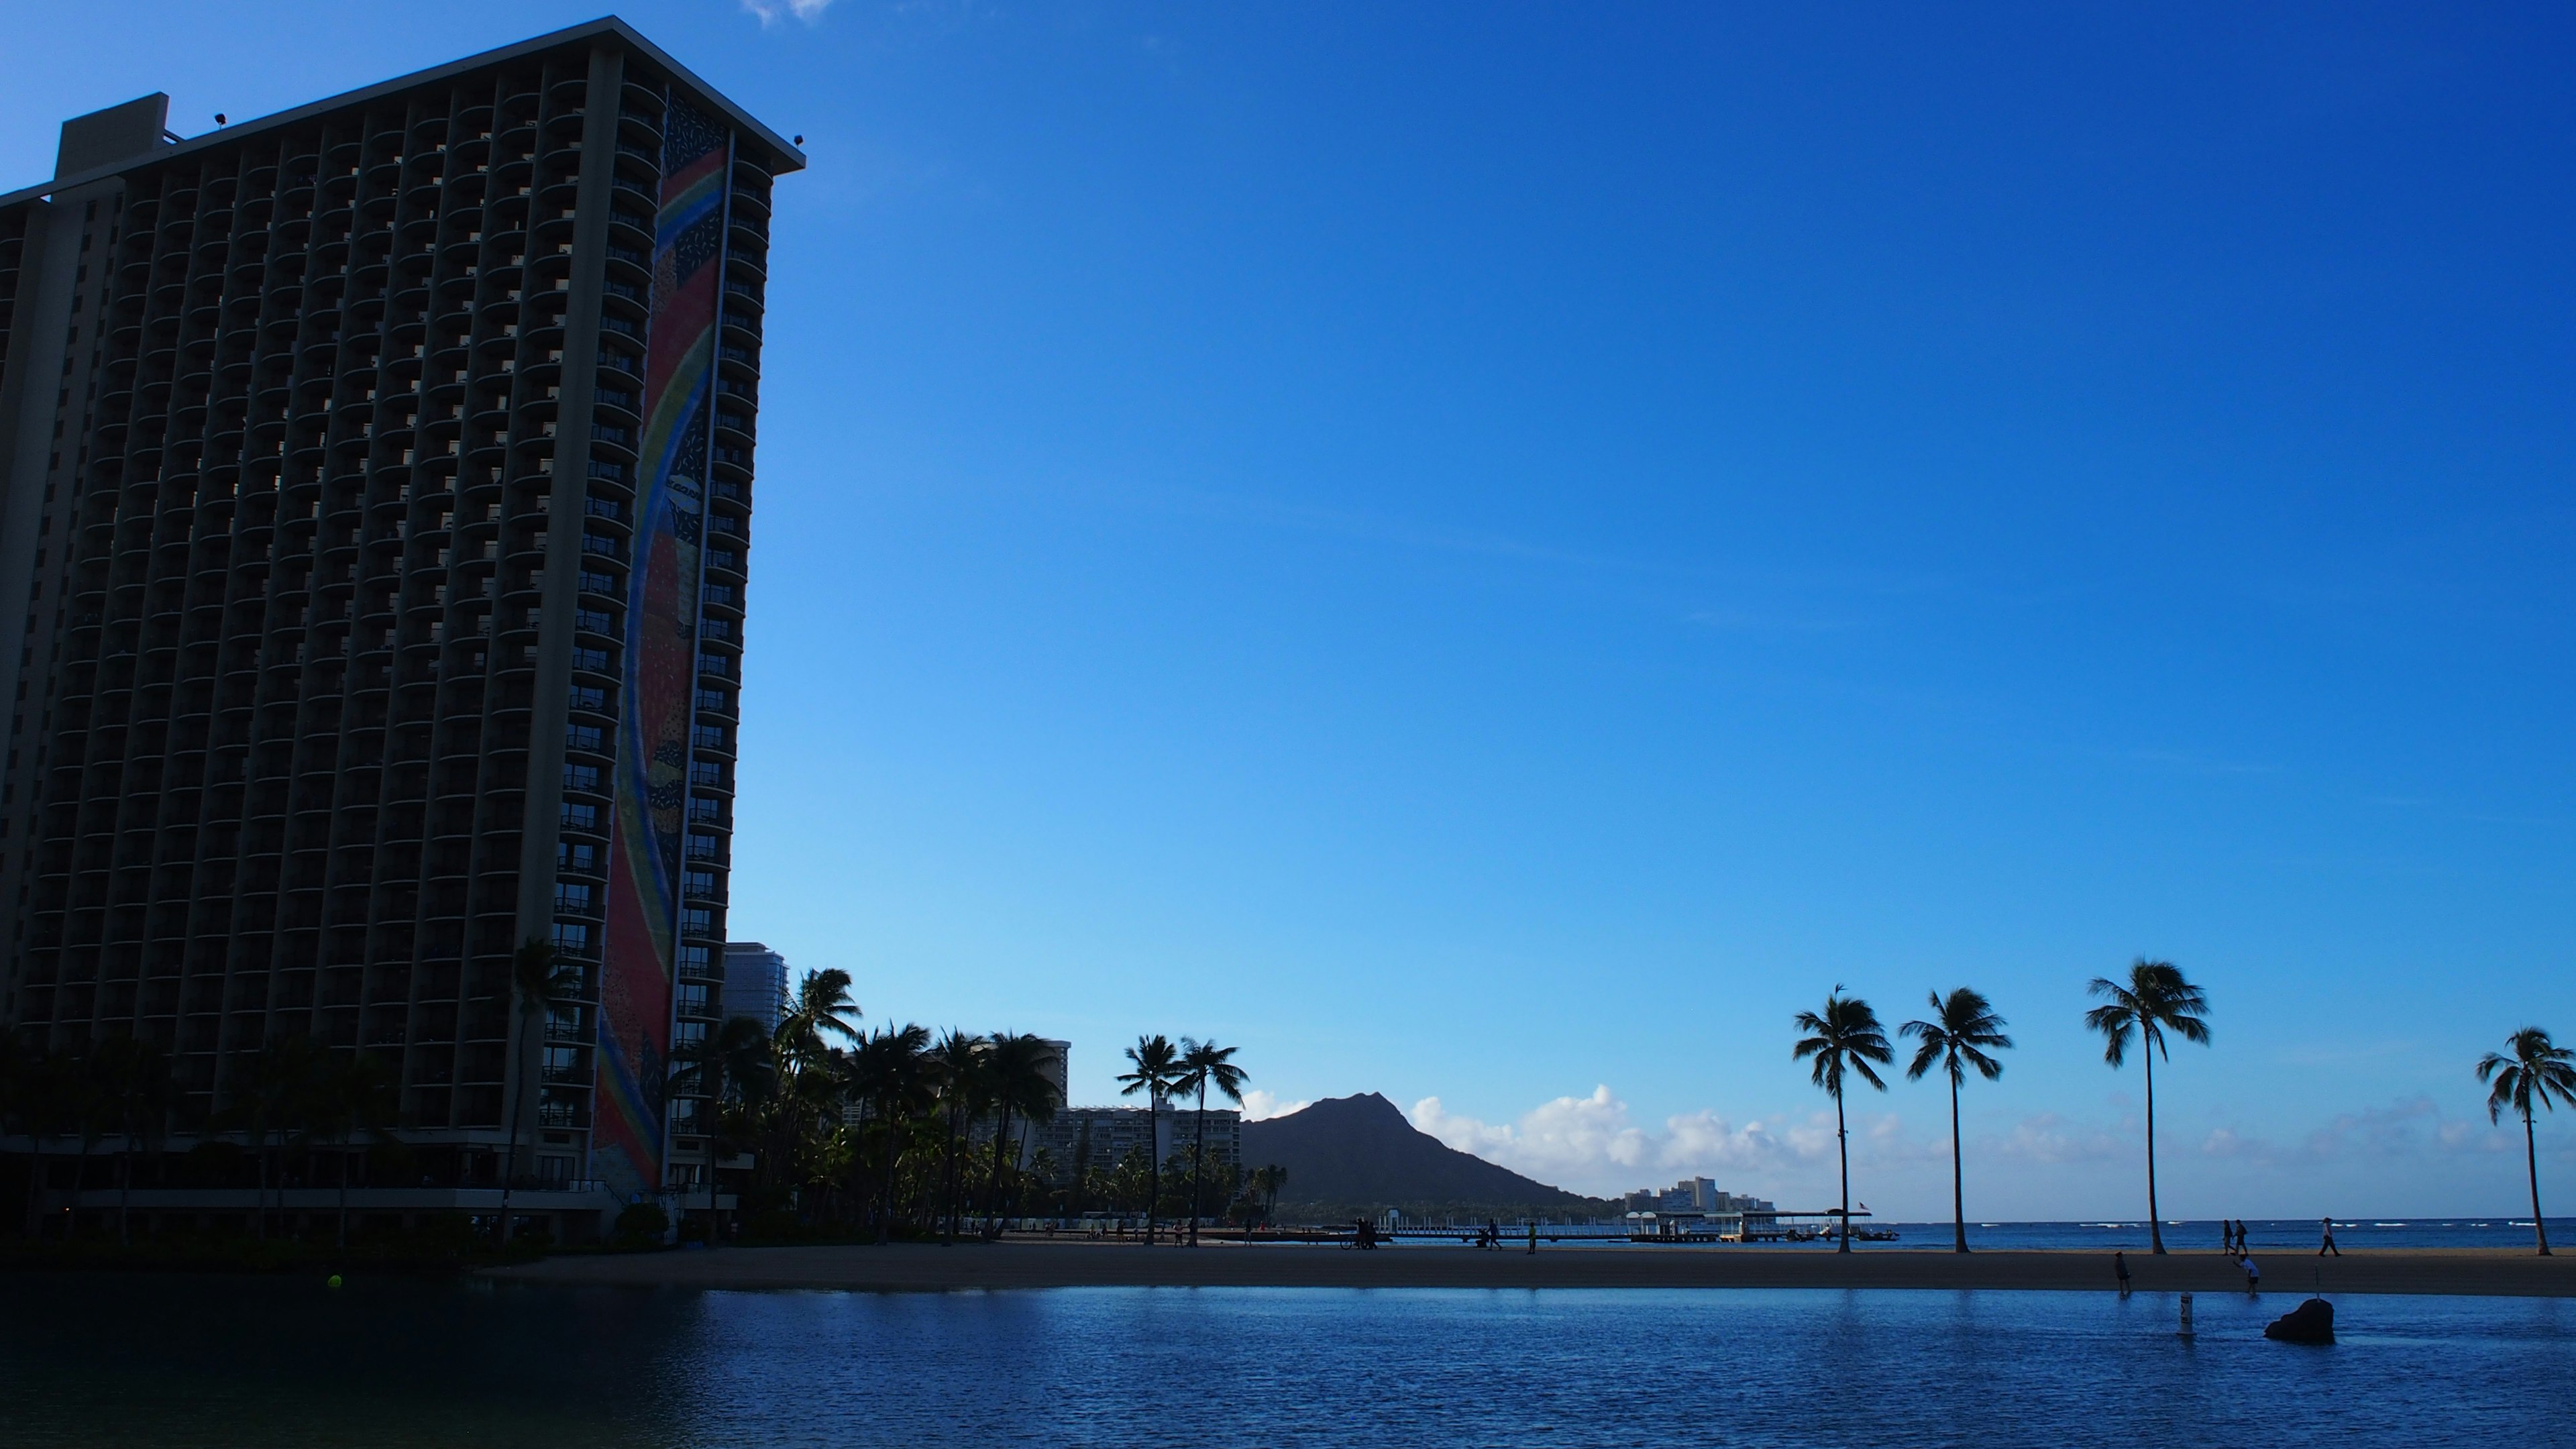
722,942,790,1032
1622,1177,1774,1215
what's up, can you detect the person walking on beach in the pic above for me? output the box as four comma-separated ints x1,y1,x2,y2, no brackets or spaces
2318,1217,2340,1256
2114,1250,2132,1295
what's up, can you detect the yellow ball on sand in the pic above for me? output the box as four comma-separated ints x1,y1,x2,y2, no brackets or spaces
327,1275,343,1289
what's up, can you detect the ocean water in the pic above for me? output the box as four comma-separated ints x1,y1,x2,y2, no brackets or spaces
1391,1217,2569,1251
1870,1218,2567,1252
3,1275,2571,1446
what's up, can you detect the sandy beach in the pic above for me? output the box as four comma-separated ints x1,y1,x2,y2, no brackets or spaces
488,1240,2576,1296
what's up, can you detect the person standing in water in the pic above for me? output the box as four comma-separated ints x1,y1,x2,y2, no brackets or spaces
2241,1252,2261,1295
2114,1250,2133,1295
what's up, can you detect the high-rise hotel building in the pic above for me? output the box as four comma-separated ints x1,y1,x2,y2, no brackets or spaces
0,19,798,1220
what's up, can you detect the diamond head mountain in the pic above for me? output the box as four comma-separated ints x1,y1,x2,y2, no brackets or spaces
1240,1093,1611,1222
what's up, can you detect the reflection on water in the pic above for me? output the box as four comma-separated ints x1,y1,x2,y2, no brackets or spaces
3,1274,2570,1446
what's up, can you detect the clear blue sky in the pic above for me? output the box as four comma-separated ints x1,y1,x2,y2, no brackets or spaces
13,3,2573,1219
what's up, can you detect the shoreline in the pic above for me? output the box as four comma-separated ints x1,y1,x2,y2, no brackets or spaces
486,1240,2576,1297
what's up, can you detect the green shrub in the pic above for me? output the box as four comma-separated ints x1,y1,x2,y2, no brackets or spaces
614,1203,669,1245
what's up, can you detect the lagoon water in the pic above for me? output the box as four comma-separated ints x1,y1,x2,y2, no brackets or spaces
4,1274,2571,1446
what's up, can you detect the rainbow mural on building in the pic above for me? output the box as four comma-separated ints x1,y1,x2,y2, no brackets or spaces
592,97,732,1199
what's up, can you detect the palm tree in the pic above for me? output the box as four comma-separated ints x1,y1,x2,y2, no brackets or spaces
775,968,863,1071
1901,988,2012,1254
1792,987,1892,1253
498,938,585,1248
849,1023,932,1241
675,1016,777,1246
93,1038,175,1248
1173,1038,1247,1246
1116,1034,1183,1245
2084,958,2212,1255
309,1051,398,1249
15,1042,85,1240
1249,1163,1289,1228
928,1029,989,1244
2479,1026,2576,1256
229,1036,331,1241
981,1034,1065,1237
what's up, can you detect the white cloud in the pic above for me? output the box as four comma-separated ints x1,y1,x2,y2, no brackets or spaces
1992,1112,2127,1165
741,0,833,25
1411,1085,1838,1195
1239,1090,1309,1122
2195,1096,2522,1167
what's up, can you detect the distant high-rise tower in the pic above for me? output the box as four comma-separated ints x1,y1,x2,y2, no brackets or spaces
0,19,800,1228
720,941,788,1033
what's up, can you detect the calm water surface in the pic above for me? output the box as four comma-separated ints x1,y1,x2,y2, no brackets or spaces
3,1274,2569,1446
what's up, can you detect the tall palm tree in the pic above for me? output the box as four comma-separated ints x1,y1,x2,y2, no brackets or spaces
1901,988,2012,1254
674,1016,777,1246
309,1050,398,1249
2479,1026,2576,1257
1792,987,1892,1253
1116,1034,1183,1245
928,1029,989,1244
93,1037,176,1248
2084,958,2212,1255
229,1035,331,1242
1173,1038,1247,1246
499,938,584,1248
849,1023,932,1242
775,968,863,1071
15,1043,84,1240
981,1034,1065,1237
1249,1163,1289,1228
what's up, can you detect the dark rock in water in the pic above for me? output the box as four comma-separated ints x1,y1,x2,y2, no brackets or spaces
2263,1297,2335,1344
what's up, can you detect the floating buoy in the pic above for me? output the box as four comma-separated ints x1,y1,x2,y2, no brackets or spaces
327,1274,343,1289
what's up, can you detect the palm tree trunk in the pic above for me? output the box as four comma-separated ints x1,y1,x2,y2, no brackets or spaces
1835,1084,1851,1254
876,1112,902,1244
1145,1113,1161,1246
1949,1072,1966,1254
983,1104,1013,1240
118,1144,133,1249
70,1137,93,1241
337,1143,351,1250
255,1136,270,1242
1188,1084,1208,1247
2145,1046,2165,1254
496,1007,531,1250
2528,1107,2551,1256
939,1106,961,1246
22,1138,44,1240
706,1087,722,1251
